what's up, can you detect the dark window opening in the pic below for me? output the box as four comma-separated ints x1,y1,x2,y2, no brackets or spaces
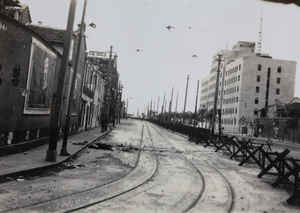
277,77,281,84
256,87,260,93
257,75,261,82
278,66,281,73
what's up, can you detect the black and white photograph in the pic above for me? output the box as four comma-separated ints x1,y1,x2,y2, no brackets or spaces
0,0,300,212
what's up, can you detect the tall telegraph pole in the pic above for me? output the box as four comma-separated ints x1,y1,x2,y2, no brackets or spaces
157,97,160,114
61,0,88,156
183,75,189,113
107,46,113,123
194,80,199,127
169,87,174,113
175,92,178,113
46,0,77,162
212,54,222,135
161,92,165,121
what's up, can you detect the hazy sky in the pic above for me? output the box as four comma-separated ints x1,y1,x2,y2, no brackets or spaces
21,0,300,115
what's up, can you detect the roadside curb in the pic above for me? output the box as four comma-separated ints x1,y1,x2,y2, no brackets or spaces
0,129,112,179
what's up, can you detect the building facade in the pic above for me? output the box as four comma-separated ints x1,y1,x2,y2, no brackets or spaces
200,41,297,135
79,56,107,131
0,12,62,155
0,3,123,156
0,7,86,156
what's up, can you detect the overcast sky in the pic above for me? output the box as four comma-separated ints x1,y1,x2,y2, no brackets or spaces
21,0,300,115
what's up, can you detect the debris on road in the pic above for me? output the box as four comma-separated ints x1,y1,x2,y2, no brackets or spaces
88,143,114,151
117,143,139,152
72,141,89,145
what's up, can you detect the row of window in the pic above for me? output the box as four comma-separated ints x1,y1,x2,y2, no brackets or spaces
226,64,241,76
200,95,207,101
208,91,216,98
255,86,280,95
224,86,239,95
202,87,280,104
201,88,208,94
222,118,236,125
258,64,282,73
210,74,217,82
225,75,240,86
208,83,216,91
223,96,238,105
201,65,284,103
223,107,238,115
256,75,281,84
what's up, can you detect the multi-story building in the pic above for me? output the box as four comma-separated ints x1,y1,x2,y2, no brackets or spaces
0,3,86,156
82,49,119,130
79,54,107,131
200,41,297,135
0,2,123,156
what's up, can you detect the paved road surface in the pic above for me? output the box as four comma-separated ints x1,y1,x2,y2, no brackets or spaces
0,119,299,213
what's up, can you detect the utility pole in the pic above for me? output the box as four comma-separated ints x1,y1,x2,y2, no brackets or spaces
175,92,179,123
169,87,174,113
147,102,150,118
157,96,160,114
168,87,174,122
117,82,123,124
112,54,118,127
46,0,77,162
212,54,222,136
153,99,156,116
61,0,88,156
194,80,199,127
150,99,152,118
161,92,165,121
126,98,128,118
107,46,113,124
164,98,167,122
175,92,178,113
183,75,189,113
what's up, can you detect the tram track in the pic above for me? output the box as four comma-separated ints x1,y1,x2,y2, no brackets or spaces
2,120,235,213
146,122,206,212
70,121,207,213
2,123,160,213
148,122,235,213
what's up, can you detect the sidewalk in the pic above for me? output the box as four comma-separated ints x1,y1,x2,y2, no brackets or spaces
0,126,108,178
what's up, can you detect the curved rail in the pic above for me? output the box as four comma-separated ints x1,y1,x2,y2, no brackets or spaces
147,122,206,212
77,121,207,213
148,122,235,213
2,124,159,213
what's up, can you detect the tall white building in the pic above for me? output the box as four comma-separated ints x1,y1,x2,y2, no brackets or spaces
200,41,297,134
